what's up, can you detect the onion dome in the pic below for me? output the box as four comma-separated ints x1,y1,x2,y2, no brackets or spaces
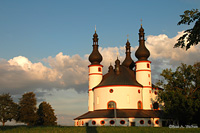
89,31,103,65
115,58,120,75
108,64,114,72
122,40,135,69
135,25,150,61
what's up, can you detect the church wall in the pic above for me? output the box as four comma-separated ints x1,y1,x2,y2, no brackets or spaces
93,86,143,110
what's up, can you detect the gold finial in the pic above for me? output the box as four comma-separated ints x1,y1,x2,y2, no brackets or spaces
127,34,129,41
140,19,143,26
95,25,96,32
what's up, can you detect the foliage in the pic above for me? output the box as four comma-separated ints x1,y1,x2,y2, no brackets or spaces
37,101,57,126
174,9,200,50
157,62,200,125
0,94,18,126
18,92,38,126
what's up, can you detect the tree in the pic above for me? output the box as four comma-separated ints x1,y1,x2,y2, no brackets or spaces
174,9,200,50
18,92,38,126
36,101,57,126
157,62,200,125
0,94,18,126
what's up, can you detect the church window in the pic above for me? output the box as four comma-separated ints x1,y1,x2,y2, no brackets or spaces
100,120,105,125
140,120,144,125
153,102,159,110
109,89,113,93
82,121,84,125
98,67,102,72
155,120,159,124
92,120,96,125
154,91,157,95
107,101,116,109
77,121,78,126
148,120,151,124
120,120,125,125
138,89,140,93
138,101,142,109
110,120,115,125
149,82,151,85
147,63,150,68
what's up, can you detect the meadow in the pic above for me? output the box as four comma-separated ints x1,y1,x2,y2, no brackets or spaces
0,126,200,133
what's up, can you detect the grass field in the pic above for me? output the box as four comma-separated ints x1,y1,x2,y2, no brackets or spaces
0,126,200,133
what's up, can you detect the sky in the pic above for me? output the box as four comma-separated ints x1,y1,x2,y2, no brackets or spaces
0,0,200,126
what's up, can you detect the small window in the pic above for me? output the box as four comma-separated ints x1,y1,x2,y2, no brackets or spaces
77,121,78,126
147,64,150,68
100,120,105,125
120,120,125,125
154,91,157,95
155,120,159,124
92,120,96,125
140,120,144,125
148,74,150,78
108,101,116,109
138,89,140,93
149,90,151,93
149,82,151,85
109,89,113,93
110,120,115,125
148,120,151,124
82,121,84,125
98,67,102,72
138,101,142,109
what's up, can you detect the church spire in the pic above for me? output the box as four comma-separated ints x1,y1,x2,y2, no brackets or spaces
89,28,103,65
122,37,135,69
135,24,150,61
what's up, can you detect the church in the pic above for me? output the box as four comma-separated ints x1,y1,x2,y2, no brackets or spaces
74,25,171,127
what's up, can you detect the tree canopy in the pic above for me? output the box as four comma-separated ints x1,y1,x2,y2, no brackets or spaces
157,62,200,125
174,9,200,50
18,92,38,126
0,94,18,126
37,101,57,126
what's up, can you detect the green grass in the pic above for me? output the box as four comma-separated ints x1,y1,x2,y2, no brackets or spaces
0,126,200,133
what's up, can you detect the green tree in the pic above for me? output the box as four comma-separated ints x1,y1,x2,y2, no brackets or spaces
37,101,57,126
0,94,18,126
18,92,38,126
157,62,200,125
174,9,200,50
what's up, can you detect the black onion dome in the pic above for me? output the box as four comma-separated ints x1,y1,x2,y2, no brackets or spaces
135,25,150,61
122,40,135,69
89,31,103,65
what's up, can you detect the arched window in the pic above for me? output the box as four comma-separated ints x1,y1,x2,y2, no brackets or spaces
98,67,102,72
138,101,142,109
153,102,159,110
147,63,150,68
107,101,116,109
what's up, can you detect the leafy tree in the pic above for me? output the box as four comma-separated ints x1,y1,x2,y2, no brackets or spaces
174,9,200,50
157,62,200,125
37,101,57,126
18,92,38,126
0,94,18,126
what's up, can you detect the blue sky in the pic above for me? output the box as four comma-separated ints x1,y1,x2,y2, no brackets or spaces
0,0,200,126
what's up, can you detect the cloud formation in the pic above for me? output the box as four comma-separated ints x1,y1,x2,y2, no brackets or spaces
0,31,199,96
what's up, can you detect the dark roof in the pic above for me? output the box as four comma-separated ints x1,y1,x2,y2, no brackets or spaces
93,65,142,89
74,109,165,120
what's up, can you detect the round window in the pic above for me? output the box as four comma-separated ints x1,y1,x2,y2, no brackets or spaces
92,120,96,125
120,120,125,125
110,120,115,125
148,120,151,124
155,120,159,124
109,89,113,93
100,120,105,125
140,120,144,125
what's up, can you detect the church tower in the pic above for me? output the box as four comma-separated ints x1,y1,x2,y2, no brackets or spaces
88,29,103,111
135,24,151,110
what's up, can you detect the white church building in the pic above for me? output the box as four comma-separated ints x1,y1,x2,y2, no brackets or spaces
74,25,172,127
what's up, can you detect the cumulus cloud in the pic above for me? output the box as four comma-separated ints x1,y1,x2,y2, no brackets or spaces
0,31,199,97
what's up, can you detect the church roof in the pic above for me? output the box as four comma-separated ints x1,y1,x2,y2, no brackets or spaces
93,65,142,89
74,109,166,120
